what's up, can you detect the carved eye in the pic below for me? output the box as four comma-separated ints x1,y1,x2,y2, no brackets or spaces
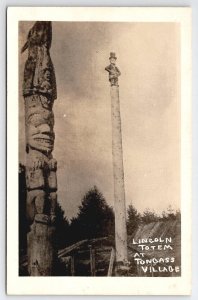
27,111,54,128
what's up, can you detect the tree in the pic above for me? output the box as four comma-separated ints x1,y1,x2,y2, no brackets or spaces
141,208,159,224
161,205,181,221
127,204,141,236
54,202,71,250
70,186,115,242
175,209,181,222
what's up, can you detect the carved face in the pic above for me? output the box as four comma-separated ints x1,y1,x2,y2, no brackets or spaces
27,110,55,153
28,123,54,153
110,57,116,64
43,69,51,81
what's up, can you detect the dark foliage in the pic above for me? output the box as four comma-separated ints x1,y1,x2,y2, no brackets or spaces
53,256,71,276
161,205,181,221
70,186,115,243
54,202,70,250
19,163,28,255
134,205,181,225
141,208,160,224
127,204,141,236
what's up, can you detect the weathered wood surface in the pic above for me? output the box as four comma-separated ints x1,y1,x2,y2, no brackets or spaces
58,239,88,258
58,237,108,258
22,21,57,276
105,53,128,265
27,223,55,276
107,247,115,276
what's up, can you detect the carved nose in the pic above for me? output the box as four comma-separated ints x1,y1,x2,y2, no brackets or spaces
38,124,51,134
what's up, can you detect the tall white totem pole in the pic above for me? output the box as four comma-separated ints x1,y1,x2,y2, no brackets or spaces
105,53,128,270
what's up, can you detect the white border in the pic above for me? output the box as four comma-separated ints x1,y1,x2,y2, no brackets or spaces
7,7,192,295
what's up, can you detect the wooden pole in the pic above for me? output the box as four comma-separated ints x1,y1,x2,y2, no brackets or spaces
107,247,115,276
105,53,128,269
89,246,96,276
111,85,128,263
22,21,57,276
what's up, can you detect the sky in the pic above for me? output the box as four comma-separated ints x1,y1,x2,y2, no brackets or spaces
19,21,180,219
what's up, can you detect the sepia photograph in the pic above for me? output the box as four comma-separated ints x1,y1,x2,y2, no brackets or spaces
7,7,191,295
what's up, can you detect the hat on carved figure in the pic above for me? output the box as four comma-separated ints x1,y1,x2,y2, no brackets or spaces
109,52,117,60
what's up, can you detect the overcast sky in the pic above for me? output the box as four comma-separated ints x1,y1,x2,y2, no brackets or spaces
19,21,180,219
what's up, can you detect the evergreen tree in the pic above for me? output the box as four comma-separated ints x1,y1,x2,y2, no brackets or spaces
54,202,71,249
127,204,141,236
175,209,181,222
70,186,114,242
161,205,180,221
141,208,159,224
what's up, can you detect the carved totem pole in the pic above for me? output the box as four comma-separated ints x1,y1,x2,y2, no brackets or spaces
105,53,129,275
22,21,57,276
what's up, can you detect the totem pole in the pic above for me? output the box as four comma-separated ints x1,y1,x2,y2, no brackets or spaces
22,21,57,276
105,53,129,275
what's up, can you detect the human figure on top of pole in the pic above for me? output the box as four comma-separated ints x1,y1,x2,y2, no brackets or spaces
105,52,121,87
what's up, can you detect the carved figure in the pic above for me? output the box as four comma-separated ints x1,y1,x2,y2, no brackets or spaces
22,21,56,101
105,52,121,86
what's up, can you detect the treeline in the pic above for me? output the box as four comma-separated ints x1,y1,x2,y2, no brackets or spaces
126,204,181,236
19,164,181,252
